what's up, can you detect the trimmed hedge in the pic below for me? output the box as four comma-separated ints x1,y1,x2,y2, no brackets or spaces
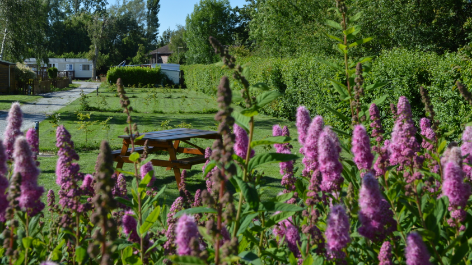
106,66,163,87
182,49,472,139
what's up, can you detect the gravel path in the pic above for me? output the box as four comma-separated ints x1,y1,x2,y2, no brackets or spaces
0,82,99,136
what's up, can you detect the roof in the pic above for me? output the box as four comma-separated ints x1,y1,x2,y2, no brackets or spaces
24,58,92,64
149,45,173,55
0,59,15,65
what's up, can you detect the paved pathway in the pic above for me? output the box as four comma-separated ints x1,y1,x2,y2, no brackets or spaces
0,82,99,136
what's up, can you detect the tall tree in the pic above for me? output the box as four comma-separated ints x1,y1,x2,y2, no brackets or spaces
185,0,235,64
168,25,187,64
146,0,160,48
0,0,49,62
86,13,109,80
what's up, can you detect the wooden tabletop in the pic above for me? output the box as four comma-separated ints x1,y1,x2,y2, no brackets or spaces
117,128,220,142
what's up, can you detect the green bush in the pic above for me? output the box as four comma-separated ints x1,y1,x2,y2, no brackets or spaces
183,50,472,139
47,67,58,79
106,66,163,87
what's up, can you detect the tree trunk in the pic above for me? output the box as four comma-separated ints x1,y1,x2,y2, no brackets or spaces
92,43,98,80
0,28,7,60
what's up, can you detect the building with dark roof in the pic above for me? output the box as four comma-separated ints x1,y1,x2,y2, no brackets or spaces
148,44,173,64
0,60,16,94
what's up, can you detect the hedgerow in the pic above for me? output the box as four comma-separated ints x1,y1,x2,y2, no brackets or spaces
106,66,163,87
183,50,472,139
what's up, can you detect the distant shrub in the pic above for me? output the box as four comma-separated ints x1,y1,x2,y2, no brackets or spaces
14,63,36,83
47,67,58,79
106,66,163,87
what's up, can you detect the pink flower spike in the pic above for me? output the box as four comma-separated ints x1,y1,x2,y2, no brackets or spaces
4,102,23,160
325,204,350,256
302,116,324,177
140,162,155,187
234,124,254,158
296,106,311,154
14,136,44,217
175,214,200,256
461,126,472,181
352,125,374,172
318,127,343,192
378,241,393,265
26,128,39,162
405,232,432,265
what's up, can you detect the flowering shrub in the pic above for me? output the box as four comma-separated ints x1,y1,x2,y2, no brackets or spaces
1,2,472,265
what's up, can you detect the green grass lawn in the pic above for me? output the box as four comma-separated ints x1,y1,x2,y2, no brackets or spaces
0,95,43,110
51,83,80,92
37,83,302,205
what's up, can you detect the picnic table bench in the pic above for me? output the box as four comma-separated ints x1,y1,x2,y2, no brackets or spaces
113,128,221,186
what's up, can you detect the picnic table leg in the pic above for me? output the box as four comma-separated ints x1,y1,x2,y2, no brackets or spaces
115,140,130,174
166,140,180,170
167,141,182,188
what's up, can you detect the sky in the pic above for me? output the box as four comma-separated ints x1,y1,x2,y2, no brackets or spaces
107,0,248,34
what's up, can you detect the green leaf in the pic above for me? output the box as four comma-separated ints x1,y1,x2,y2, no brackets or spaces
174,207,217,218
274,192,293,202
250,136,291,148
348,37,373,48
139,206,161,236
259,202,304,212
233,111,250,131
22,237,33,249
239,251,261,265
171,255,206,265
415,228,436,241
343,26,356,36
115,197,133,208
129,152,140,162
250,83,270,91
75,246,87,264
318,59,343,72
248,153,299,172
371,95,388,105
202,161,216,179
313,255,324,265
232,154,246,166
325,20,342,30
115,168,136,176
330,80,349,99
288,252,298,265
13,254,24,265
438,140,447,154
237,213,259,236
134,134,145,142
350,12,363,22
326,34,342,42
138,171,153,194
365,81,389,92
451,242,469,263
322,104,351,122
302,254,314,265
256,91,282,108
337,43,347,54
265,211,296,228
234,176,259,211
241,107,259,117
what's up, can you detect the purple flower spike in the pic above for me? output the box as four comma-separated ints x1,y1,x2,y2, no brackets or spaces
389,97,420,170
296,106,311,154
26,128,39,163
461,126,472,181
352,125,374,172
405,232,432,265
378,241,393,265
369,103,384,144
318,127,343,192
140,162,155,187
14,137,44,217
325,204,350,259
443,162,471,209
0,141,7,220
122,210,140,243
175,214,200,256
81,174,94,195
55,125,80,186
273,124,295,192
303,116,324,177
358,173,396,241
4,102,23,160
234,124,254,158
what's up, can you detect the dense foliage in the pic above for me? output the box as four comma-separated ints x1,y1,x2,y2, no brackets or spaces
106,66,163,87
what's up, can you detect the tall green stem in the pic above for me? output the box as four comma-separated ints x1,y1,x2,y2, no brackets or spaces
134,162,144,262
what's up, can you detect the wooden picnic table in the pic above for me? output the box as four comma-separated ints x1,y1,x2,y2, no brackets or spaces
113,128,221,187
